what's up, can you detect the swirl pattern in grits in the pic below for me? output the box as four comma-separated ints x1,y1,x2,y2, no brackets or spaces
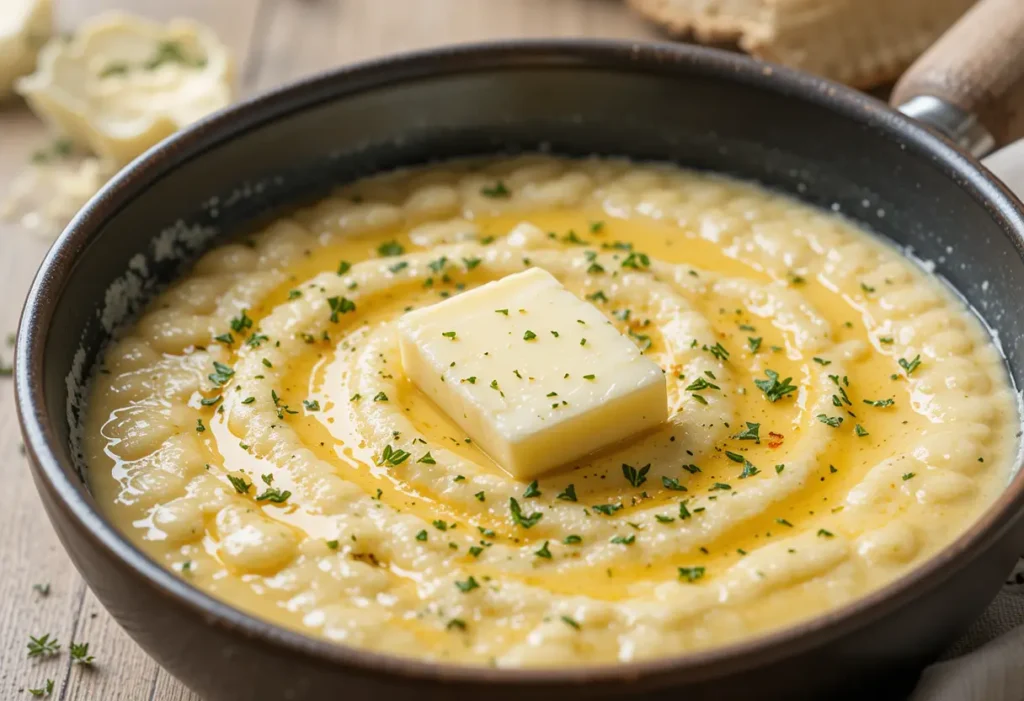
84,156,1018,666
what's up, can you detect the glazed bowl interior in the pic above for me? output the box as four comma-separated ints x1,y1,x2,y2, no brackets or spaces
18,41,1024,691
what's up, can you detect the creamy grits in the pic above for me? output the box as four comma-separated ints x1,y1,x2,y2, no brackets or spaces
83,156,1018,667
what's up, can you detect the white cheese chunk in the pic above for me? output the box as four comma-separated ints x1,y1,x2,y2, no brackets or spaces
16,12,234,167
398,268,667,480
0,0,51,98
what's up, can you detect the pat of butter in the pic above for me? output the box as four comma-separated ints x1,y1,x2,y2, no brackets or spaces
398,268,667,480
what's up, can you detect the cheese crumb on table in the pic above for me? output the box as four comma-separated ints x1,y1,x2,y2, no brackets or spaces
398,267,668,480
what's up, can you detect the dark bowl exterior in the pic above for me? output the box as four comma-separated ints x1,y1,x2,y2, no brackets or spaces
15,40,1024,700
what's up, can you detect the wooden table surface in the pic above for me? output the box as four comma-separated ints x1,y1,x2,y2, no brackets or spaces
0,1,661,698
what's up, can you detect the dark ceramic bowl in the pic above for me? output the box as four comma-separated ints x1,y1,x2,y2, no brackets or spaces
15,41,1024,701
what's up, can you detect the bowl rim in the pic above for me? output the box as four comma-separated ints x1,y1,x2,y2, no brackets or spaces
15,38,1024,686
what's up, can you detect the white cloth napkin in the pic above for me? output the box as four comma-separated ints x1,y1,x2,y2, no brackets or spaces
911,558,1024,701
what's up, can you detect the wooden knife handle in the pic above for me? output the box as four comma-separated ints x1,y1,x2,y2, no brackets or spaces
892,0,1024,146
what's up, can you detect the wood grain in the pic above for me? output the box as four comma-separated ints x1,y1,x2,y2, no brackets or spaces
0,2,658,699
892,0,1024,145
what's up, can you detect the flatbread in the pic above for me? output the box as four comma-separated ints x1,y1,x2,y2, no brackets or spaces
627,0,976,88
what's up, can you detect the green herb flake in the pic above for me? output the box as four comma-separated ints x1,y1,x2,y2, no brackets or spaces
455,576,480,592
509,497,543,528
377,241,404,257
755,369,798,402
678,566,706,582
480,181,510,198
622,463,650,488
816,414,844,428
899,355,922,375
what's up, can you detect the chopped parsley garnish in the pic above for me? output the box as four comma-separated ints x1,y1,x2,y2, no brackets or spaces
816,414,844,428
899,355,922,375
337,260,352,275
628,330,651,351
560,615,581,630
682,464,702,474
591,503,623,516
776,518,794,527
463,256,482,270
863,398,895,407
415,530,428,541
586,290,608,303
442,331,457,340
377,444,411,466
447,618,467,631
255,488,291,503
534,541,552,558
326,539,339,549
208,361,235,386
145,40,206,70
662,476,687,491
739,461,761,479
303,399,320,411
747,337,762,353
327,296,356,321
622,463,650,488
733,422,760,442
523,330,537,341
495,308,509,315
195,419,206,433
417,452,436,464
679,502,692,520
817,529,834,538
455,576,480,592
556,484,577,502
230,309,253,334
710,482,732,491
902,472,916,481
27,680,54,697
480,181,510,198
704,342,730,361
678,566,706,582
432,520,448,531
610,534,635,545
855,424,869,437
754,369,798,402
26,634,60,658
563,535,582,544
621,251,651,269
523,480,541,498
373,391,389,402
685,377,720,392
377,241,404,257
227,475,250,494
509,498,543,528
655,514,675,523
813,357,831,366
